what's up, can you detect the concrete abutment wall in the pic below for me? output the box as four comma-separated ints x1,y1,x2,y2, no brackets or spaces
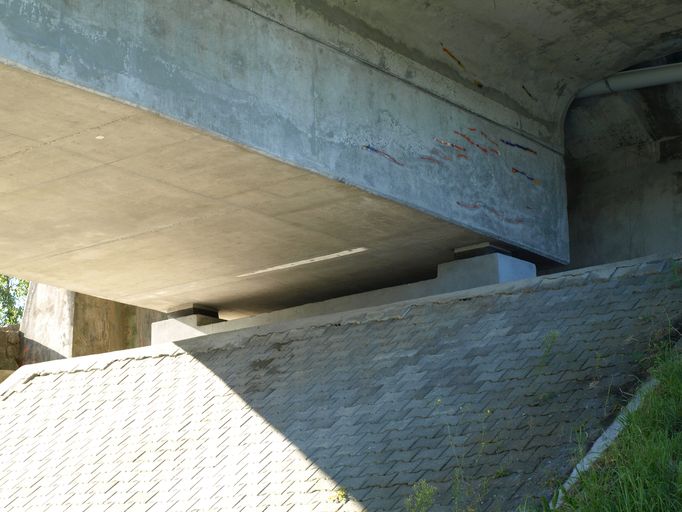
20,282,167,363
564,78,682,268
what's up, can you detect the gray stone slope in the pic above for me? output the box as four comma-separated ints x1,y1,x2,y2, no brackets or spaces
1,255,681,511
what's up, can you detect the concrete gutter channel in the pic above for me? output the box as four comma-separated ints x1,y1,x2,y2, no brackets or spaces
552,378,659,509
552,334,682,509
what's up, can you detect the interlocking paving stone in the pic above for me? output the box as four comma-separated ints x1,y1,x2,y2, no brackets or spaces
1,255,682,511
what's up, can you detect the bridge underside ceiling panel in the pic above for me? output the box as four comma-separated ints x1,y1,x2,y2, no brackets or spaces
0,64,492,315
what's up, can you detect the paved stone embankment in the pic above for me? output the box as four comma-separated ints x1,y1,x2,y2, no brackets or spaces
1,255,681,511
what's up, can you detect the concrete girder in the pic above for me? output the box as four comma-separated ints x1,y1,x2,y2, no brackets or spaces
0,0,569,261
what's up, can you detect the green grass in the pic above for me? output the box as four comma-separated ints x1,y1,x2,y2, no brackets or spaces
405,480,438,512
555,349,682,512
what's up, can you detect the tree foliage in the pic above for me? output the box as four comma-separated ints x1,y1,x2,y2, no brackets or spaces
0,275,29,326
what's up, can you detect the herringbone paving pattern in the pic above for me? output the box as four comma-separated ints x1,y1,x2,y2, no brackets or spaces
1,255,681,511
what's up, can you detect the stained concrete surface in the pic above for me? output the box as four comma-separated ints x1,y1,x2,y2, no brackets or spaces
1,0,680,313
0,326,20,384
233,0,682,148
72,293,167,357
0,326,20,371
0,62,503,316
564,76,682,268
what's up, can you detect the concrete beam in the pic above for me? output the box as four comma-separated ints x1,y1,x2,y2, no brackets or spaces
0,0,569,262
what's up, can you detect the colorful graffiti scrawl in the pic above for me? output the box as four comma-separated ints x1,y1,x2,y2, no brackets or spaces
420,156,443,165
364,124,544,192
512,167,542,185
362,144,404,166
453,130,500,155
500,139,538,155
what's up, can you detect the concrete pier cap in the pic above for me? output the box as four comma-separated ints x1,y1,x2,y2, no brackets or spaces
0,0,679,316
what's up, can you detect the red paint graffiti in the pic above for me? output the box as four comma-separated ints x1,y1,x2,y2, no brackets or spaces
420,156,443,165
435,137,466,152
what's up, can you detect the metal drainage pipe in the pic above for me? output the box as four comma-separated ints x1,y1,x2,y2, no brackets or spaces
576,62,682,98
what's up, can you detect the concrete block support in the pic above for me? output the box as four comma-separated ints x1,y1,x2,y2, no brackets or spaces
151,253,536,344
151,313,225,345
20,283,74,361
439,252,537,286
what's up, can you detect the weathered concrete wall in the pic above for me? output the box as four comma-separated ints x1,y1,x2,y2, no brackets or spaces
0,325,20,383
21,282,167,363
564,80,682,268
72,293,167,357
227,1,682,149
0,0,569,262
20,282,74,362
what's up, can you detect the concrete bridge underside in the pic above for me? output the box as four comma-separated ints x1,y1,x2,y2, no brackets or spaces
0,0,681,316
0,64,490,316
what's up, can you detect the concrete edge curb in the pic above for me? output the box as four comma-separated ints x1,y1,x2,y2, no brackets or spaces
552,378,659,509
0,365,34,396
